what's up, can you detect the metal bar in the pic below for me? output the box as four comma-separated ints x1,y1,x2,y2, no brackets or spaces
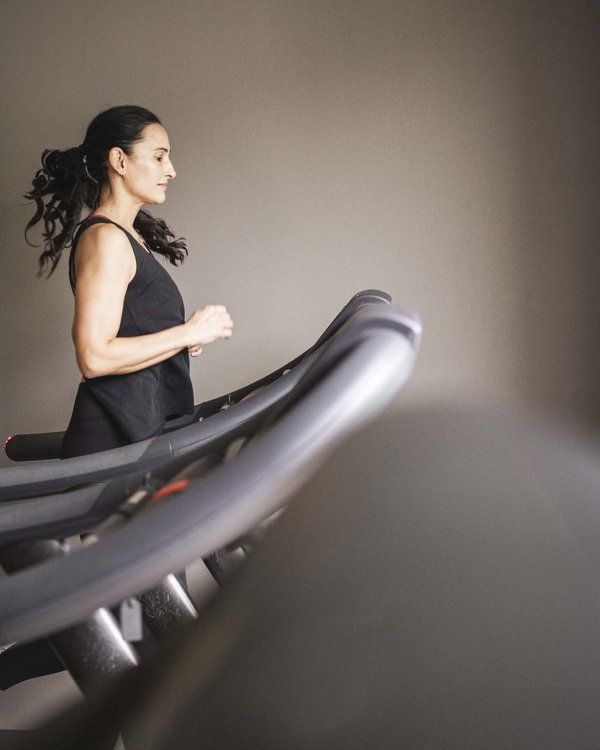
0,540,138,695
138,574,198,641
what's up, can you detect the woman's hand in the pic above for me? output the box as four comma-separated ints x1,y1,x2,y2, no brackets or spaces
185,305,233,356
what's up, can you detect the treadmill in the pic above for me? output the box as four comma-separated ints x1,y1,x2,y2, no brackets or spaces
0,302,421,701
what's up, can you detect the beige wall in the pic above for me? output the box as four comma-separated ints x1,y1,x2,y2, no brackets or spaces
0,0,598,465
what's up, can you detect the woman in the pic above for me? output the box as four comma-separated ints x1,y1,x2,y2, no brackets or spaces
25,105,233,458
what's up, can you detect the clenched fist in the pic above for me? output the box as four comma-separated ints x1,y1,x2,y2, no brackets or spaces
185,305,233,356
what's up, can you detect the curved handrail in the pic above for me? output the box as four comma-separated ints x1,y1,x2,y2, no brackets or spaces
0,305,421,645
0,305,409,539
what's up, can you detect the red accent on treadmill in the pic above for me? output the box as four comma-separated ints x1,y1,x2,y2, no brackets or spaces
152,478,190,501
3,435,14,448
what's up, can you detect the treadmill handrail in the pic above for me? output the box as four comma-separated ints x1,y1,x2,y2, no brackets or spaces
0,307,416,542
0,305,421,644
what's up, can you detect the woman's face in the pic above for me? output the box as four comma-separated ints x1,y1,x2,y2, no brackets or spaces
123,123,176,205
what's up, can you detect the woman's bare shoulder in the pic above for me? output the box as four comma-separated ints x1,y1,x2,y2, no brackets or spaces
76,222,132,258
78,220,130,248
75,222,135,276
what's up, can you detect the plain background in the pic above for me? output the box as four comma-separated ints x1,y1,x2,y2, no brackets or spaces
0,0,598,466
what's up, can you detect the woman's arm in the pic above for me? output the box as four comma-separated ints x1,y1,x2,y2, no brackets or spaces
72,223,232,378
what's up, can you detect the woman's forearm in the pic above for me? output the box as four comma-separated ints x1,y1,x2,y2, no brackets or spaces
74,303,232,378
75,322,190,378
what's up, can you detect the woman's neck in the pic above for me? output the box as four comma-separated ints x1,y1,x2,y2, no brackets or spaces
94,190,142,231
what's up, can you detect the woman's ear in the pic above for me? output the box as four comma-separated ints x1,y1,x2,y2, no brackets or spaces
108,147,126,177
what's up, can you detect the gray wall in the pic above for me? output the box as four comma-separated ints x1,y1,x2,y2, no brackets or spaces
0,0,598,464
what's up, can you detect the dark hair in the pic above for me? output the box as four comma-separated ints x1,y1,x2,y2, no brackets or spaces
25,105,187,276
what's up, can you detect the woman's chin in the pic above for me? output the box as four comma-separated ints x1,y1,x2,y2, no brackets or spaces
145,192,167,206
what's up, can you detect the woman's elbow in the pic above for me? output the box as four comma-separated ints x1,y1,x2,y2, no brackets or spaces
76,350,108,379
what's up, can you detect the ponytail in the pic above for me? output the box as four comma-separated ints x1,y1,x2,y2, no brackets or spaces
25,145,99,277
25,105,188,278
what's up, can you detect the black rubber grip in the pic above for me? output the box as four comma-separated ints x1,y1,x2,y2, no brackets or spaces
4,432,64,462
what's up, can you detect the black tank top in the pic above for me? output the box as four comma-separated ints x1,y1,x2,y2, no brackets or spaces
68,216,194,442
